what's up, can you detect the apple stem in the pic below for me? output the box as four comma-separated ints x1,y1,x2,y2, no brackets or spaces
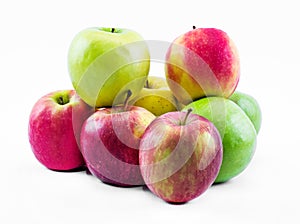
182,108,193,125
111,28,115,33
124,90,132,111
193,26,196,29
145,79,149,88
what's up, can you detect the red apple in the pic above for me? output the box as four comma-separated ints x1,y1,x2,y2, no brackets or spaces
139,109,223,203
165,27,240,104
28,90,94,171
80,91,156,187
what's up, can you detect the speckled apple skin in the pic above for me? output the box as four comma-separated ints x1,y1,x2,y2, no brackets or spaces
28,90,93,171
80,106,155,187
139,111,223,203
165,28,240,104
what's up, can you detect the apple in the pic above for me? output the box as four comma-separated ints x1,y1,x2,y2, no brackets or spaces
80,90,156,187
131,76,182,116
230,91,262,133
28,90,94,171
68,27,150,107
139,109,223,203
165,27,240,104
183,97,257,183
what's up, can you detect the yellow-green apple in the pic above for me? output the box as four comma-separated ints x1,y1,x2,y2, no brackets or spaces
68,27,150,107
28,90,94,171
230,91,262,133
165,27,240,104
80,91,156,187
132,76,181,116
139,109,223,203
183,97,257,183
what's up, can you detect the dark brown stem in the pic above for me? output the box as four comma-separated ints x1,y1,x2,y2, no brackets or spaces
145,79,149,88
124,90,132,111
182,108,193,125
111,28,115,33
193,26,196,29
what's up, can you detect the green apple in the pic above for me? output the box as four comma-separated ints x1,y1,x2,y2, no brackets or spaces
68,27,150,107
132,76,182,116
183,97,257,183
229,91,262,133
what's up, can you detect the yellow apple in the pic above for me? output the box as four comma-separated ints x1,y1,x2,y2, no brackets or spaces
132,76,181,116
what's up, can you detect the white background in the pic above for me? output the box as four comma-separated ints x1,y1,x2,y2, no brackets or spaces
1,0,299,223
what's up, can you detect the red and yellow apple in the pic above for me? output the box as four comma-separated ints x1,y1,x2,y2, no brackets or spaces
165,27,240,104
80,91,156,187
28,90,94,171
139,109,223,203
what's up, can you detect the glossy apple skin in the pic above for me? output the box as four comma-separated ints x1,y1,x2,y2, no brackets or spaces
80,106,155,187
139,111,223,203
183,97,257,183
68,27,150,107
165,28,240,104
28,90,94,171
133,76,180,116
230,91,262,133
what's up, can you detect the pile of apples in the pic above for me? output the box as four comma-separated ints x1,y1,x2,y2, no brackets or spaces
28,26,262,204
